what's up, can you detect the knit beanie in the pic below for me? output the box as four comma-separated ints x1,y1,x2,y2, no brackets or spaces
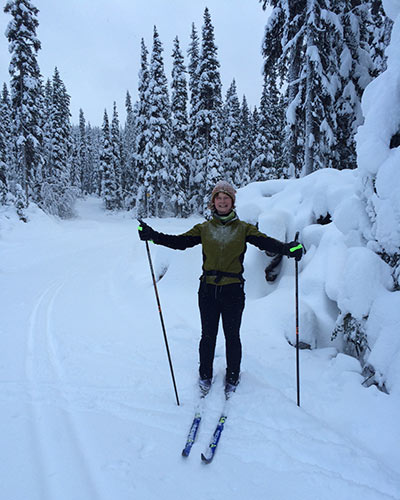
209,181,236,209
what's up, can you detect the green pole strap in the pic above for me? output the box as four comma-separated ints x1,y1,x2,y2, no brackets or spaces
290,243,303,253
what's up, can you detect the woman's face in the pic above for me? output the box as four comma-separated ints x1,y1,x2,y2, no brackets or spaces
214,192,233,215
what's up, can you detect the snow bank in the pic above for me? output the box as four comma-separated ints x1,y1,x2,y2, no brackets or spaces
237,164,398,391
356,0,400,254
352,0,400,391
2,195,400,499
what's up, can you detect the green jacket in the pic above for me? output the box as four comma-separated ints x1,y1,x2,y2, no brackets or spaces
153,212,288,285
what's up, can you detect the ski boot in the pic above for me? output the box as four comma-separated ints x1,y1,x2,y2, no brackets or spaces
225,371,240,399
199,377,212,397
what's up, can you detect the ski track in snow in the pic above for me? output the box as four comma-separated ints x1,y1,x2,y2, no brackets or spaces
1,199,400,500
26,278,106,500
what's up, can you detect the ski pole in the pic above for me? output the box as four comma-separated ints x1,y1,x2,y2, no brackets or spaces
138,221,180,406
293,231,301,407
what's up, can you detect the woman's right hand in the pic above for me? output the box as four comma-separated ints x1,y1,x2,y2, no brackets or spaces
138,220,157,241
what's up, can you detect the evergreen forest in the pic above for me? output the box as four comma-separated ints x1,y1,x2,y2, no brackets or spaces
0,1,393,220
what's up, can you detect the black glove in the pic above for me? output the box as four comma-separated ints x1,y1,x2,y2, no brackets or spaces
138,220,157,242
285,241,303,261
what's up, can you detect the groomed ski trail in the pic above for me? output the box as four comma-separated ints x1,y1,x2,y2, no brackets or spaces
26,279,104,500
0,198,399,500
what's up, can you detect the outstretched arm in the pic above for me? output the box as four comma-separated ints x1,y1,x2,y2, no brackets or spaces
246,224,303,260
138,220,201,250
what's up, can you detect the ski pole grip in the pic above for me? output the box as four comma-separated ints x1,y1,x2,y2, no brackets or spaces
290,231,302,253
137,220,154,244
290,243,303,253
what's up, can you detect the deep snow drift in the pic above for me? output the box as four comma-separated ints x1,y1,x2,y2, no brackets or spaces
0,184,399,500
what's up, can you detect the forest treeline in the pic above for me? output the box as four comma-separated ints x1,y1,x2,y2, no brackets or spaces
0,1,392,219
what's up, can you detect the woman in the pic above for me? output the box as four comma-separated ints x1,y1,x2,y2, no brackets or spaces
138,181,302,396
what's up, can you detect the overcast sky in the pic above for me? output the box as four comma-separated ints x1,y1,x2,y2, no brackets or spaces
0,0,272,125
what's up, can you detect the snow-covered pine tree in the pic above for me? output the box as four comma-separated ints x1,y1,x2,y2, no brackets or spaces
144,26,171,217
122,91,137,209
222,80,244,186
100,110,117,210
135,39,151,218
249,106,260,180
70,120,82,191
4,0,45,209
251,93,272,182
275,91,288,178
0,128,8,205
170,36,190,217
260,0,391,176
194,8,223,211
239,96,254,185
14,183,27,221
263,0,340,177
70,125,80,193
41,67,76,218
86,123,101,196
78,109,91,195
251,66,285,181
187,23,203,213
302,0,339,176
334,0,389,171
42,78,53,182
261,0,306,178
206,119,221,206
187,23,200,117
0,84,12,203
111,102,123,209
368,0,393,76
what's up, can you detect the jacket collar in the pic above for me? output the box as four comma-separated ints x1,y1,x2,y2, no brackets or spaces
212,210,237,225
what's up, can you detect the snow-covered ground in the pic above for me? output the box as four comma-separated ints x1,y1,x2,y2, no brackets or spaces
1,194,399,500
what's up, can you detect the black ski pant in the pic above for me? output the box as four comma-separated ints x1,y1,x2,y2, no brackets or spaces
198,282,245,382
